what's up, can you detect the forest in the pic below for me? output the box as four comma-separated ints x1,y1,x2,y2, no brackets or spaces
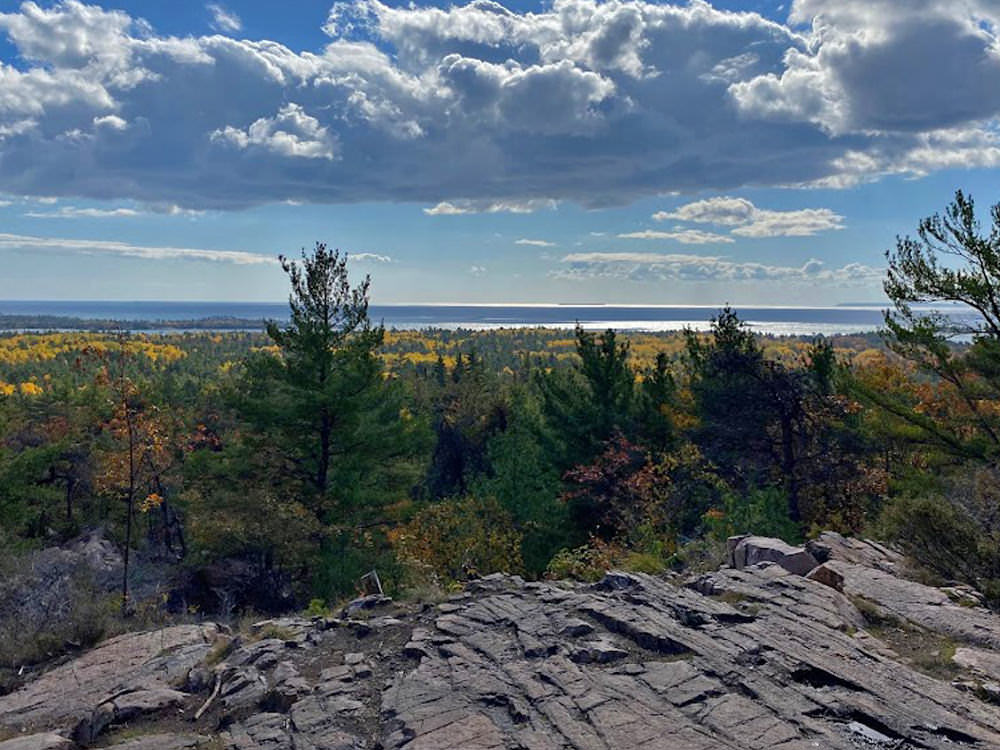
2,192,1000,673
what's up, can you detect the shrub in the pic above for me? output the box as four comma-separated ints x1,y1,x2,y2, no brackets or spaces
0,567,120,693
392,495,523,586
703,486,802,545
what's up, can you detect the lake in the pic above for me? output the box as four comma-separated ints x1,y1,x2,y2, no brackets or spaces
0,300,899,336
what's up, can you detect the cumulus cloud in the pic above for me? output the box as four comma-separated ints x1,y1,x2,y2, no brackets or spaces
653,196,845,237
211,104,338,160
208,3,242,34
731,208,845,238
516,238,556,247
653,197,756,226
731,0,1000,135
557,251,881,284
0,232,273,264
0,0,995,208
350,252,392,263
618,229,734,244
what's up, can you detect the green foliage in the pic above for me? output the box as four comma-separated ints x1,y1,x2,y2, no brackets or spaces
685,307,883,530
423,351,508,500
472,387,568,576
537,325,635,470
229,243,428,599
305,598,327,617
544,539,619,582
237,243,426,519
882,190,1000,462
704,487,802,545
879,478,1000,607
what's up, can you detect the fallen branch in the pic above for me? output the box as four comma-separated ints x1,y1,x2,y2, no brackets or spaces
194,674,221,721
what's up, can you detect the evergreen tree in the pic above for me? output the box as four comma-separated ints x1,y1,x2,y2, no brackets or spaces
537,325,634,470
235,243,426,596
880,190,1000,462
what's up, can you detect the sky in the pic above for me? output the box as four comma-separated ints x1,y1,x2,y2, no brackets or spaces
0,0,998,304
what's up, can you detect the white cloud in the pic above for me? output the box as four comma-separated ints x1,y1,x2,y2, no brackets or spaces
516,238,556,247
618,229,735,244
350,252,392,263
653,197,756,226
653,196,845,237
211,104,338,160
558,251,881,284
731,0,1000,135
469,264,486,275
0,232,273,264
0,0,995,208
25,206,140,218
424,199,558,215
208,4,242,34
731,208,845,237
93,114,127,130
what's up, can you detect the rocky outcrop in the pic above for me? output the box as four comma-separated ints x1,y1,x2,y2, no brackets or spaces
3,537,1000,749
0,624,218,735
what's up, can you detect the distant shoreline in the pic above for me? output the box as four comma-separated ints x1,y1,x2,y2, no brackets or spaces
0,302,905,336
0,314,267,332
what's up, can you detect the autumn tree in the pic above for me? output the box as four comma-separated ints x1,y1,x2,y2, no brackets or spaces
92,333,172,613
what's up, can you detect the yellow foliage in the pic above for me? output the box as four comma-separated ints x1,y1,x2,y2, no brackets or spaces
0,332,186,367
393,496,523,584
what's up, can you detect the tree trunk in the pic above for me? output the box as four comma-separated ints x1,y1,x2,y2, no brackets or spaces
781,412,801,523
65,477,75,524
317,411,332,496
122,405,136,616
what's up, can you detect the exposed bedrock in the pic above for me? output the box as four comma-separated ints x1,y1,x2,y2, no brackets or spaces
2,535,1000,749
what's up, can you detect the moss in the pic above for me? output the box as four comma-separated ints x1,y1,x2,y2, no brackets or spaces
847,594,900,627
250,624,295,642
621,552,668,575
867,621,960,681
712,590,748,605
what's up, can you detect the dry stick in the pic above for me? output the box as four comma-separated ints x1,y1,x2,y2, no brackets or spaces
194,674,221,721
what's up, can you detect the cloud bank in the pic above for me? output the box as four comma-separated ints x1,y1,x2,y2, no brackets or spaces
0,0,996,209
558,251,881,285
0,232,274,263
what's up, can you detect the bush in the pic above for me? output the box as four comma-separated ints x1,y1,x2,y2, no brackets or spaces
0,566,120,694
392,495,523,586
880,492,1000,606
703,486,802,545
544,539,620,582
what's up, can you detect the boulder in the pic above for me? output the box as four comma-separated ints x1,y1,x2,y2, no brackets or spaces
805,562,844,592
75,688,187,744
728,535,819,576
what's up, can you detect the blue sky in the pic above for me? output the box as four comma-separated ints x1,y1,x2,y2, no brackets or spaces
0,0,998,304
